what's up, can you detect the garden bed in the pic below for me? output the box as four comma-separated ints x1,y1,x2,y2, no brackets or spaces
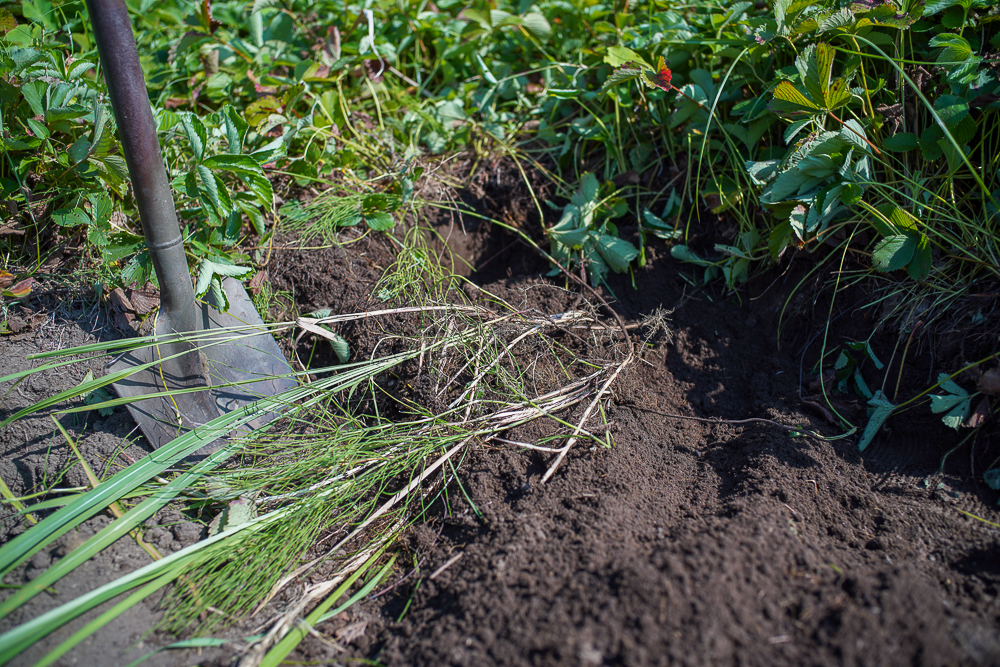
2,178,999,665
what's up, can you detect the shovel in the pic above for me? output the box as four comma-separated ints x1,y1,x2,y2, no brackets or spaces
87,0,296,456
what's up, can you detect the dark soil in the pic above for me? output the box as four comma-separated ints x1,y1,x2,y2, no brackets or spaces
286,210,1000,665
2,161,999,667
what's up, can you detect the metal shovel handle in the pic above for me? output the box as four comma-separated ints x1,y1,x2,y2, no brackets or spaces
85,0,197,333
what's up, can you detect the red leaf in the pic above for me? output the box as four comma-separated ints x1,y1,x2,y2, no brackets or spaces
651,56,672,91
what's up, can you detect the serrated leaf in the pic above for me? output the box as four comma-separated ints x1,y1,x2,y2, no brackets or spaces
935,94,969,127
825,78,852,110
769,167,810,201
936,372,967,398
839,119,869,152
329,332,350,363
196,165,232,218
605,46,649,69
595,233,638,273
784,118,812,144
179,114,207,162
745,160,780,185
932,394,972,431
250,136,287,164
819,8,854,32
67,136,91,165
209,276,230,312
202,154,264,175
242,173,274,208
195,259,252,297
207,496,257,537
52,208,90,227
858,390,894,451
872,234,916,272
66,60,95,80
20,80,47,116
770,81,820,115
548,208,590,248
223,106,249,152
929,34,971,64
930,392,969,414
365,212,395,231
602,63,644,92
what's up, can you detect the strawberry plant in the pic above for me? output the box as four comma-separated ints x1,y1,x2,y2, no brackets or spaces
547,172,637,286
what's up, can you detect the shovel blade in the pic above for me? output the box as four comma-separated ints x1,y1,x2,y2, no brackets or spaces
110,278,297,457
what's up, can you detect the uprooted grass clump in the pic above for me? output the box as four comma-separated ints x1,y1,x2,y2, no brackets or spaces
0,229,633,664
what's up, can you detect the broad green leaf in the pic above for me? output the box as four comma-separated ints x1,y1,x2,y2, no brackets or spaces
602,63,644,92
784,118,812,144
197,165,232,218
605,46,649,69
239,176,272,211
179,114,208,163
223,106,249,152
936,372,967,398
196,259,252,297
872,234,916,272
907,233,932,281
929,33,971,64
769,81,820,115
51,208,89,227
825,78,852,110
884,203,919,232
883,132,918,152
520,11,551,41
846,340,884,369
935,94,969,126
745,160,780,185
548,208,589,248
202,154,264,176
769,167,810,201
24,117,47,139
671,245,712,266
208,276,229,312
329,332,351,363
984,468,1000,491
768,220,792,260
365,212,395,231
839,119,869,152
100,233,144,263
840,183,863,205
66,60,95,80
67,136,91,164
858,390,894,451
595,233,638,273
930,392,971,431
819,8,854,32
20,80,47,116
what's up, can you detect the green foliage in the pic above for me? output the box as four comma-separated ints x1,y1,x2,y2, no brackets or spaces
929,373,974,431
546,173,636,286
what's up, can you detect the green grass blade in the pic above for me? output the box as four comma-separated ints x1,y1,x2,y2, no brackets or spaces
259,551,390,667
0,437,248,619
32,571,179,667
0,383,311,579
0,502,280,665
